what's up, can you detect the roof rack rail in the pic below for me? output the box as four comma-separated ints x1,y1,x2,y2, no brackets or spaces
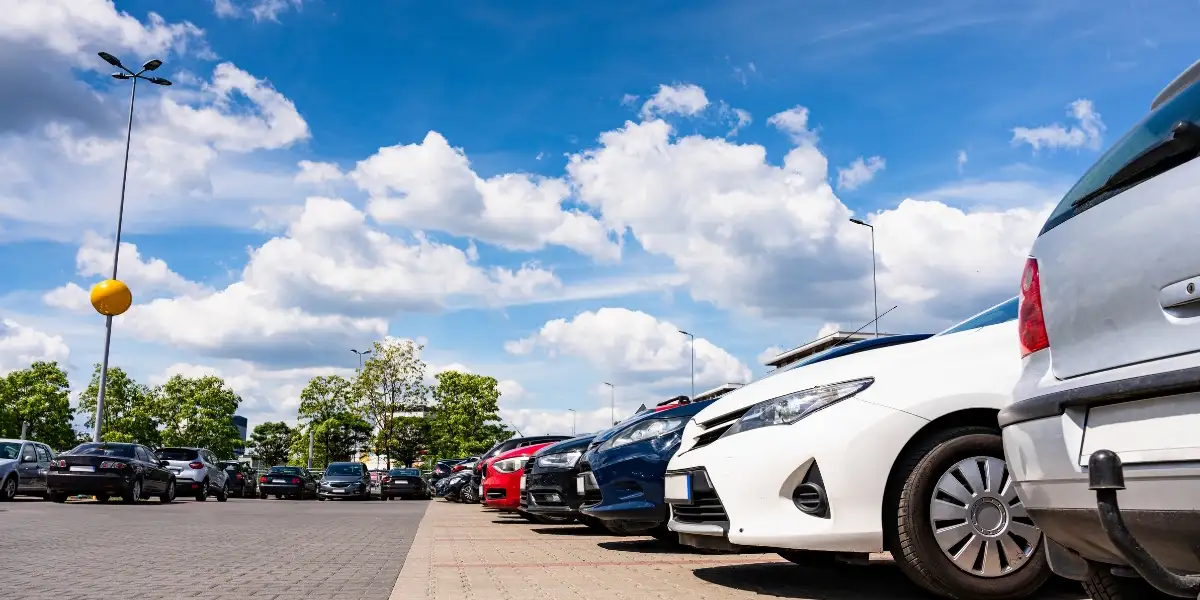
1152,59,1200,111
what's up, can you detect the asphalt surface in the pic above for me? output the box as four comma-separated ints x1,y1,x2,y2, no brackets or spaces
0,494,428,600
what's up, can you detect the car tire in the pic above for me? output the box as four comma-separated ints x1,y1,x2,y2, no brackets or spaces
216,483,229,502
195,479,209,502
122,479,142,504
260,491,268,499
1082,569,1175,600
888,427,1051,600
50,491,67,503
0,475,16,501
318,496,326,501
160,480,176,504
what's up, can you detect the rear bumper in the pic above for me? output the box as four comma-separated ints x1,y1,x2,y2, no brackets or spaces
260,484,304,496
175,479,205,493
47,472,131,494
383,483,426,497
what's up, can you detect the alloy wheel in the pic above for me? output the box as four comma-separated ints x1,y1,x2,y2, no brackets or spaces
928,456,1041,578
2,477,15,499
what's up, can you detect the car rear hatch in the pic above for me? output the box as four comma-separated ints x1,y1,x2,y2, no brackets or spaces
156,449,200,477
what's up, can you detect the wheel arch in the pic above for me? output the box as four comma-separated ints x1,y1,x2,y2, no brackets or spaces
879,407,1001,551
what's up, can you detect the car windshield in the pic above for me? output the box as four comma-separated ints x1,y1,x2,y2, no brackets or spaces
937,297,1020,336
73,443,135,458
390,468,420,477
0,442,20,460
156,448,199,461
268,467,302,475
325,464,362,476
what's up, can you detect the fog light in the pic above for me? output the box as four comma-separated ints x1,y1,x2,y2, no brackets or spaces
545,493,561,503
792,482,827,516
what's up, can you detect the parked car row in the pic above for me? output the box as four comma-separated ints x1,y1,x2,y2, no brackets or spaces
435,61,1200,599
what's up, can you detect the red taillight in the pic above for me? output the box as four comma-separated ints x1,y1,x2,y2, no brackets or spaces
452,465,464,472
260,476,267,483
382,476,390,482
188,461,204,469
236,473,243,479
291,477,301,484
55,459,66,468
98,461,125,470
1019,257,1050,357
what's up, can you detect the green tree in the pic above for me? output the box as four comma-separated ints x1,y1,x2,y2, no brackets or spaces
427,370,510,459
379,414,431,467
0,361,76,450
354,339,429,469
155,374,243,459
78,365,159,445
249,421,296,467
297,375,364,467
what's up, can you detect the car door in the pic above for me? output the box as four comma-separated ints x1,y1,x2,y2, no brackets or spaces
17,443,39,492
135,446,163,494
31,445,52,493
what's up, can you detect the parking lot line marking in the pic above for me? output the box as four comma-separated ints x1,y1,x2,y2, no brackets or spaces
432,557,777,568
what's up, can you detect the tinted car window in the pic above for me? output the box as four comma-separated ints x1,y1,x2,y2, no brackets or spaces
0,442,19,460
35,445,51,463
937,298,1019,336
268,466,303,475
390,468,421,477
156,448,199,461
325,464,364,476
1042,79,1200,234
134,446,150,463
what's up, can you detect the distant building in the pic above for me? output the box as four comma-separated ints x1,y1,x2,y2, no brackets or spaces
694,383,743,402
764,332,898,370
233,415,248,456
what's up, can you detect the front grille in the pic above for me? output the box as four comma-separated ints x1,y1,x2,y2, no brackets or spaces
671,470,728,525
531,492,565,507
690,406,752,450
486,488,506,500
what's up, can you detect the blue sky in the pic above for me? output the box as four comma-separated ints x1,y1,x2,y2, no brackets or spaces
2,0,1199,436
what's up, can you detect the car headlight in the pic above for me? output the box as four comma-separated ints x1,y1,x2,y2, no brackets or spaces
598,416,688,451
720,378,874,439
492,456,529,473
535,451,582,470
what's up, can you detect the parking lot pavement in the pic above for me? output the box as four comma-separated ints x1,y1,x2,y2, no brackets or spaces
391,500,1090,600
0,495,427,600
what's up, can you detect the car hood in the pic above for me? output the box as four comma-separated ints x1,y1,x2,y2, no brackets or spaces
322,475,365,483
691,321,1020,425
0,458,15,472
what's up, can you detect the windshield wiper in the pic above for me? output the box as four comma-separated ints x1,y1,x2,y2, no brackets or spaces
1072,120,1200,209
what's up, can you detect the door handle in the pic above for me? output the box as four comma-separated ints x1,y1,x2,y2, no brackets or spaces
1160,276,1200,309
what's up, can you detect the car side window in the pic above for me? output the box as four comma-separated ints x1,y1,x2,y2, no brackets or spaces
34,445,50,465
20,444,36,463
1043,78,1200,233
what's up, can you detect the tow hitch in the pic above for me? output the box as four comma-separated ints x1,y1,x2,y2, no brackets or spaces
1088,449,1200,599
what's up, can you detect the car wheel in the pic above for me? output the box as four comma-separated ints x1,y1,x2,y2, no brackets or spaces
195,479,209,502
260,491,268,499
50,491,68,503
0,475,16,501
1082,569,1175,600
888,427,1051,600
122,479,142,504
160,480,176,504
216,483,229,502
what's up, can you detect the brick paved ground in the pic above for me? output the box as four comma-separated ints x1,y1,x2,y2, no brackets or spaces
390,500,1090,600
0,495,427,600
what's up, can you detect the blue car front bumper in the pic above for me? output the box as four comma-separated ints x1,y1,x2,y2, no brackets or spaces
579,437,678,530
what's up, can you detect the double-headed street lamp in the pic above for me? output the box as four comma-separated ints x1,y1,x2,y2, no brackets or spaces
678,330,695,400
351,348,372,369
849,218,879,338
89,52,172,443
603,382,615,425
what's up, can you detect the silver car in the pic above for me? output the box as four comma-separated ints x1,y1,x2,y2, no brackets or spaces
1000,59,1200,599
154,447,229,501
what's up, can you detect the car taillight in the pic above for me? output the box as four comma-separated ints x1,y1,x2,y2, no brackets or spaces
188,461,204,469
236,473,243,479
260,476,267,483
292,477,301,484
1019,257,1050,357
98,461,125,470
55,459,66,468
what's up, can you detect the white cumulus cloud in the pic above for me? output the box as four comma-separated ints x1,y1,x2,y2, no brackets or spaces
1012,99,1105,151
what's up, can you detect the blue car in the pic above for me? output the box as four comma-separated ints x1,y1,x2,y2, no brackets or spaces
578,332,933,537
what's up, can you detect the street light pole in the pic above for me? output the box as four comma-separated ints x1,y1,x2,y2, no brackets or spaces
351,348,371,370
91,52,172,442
568,409,576,435
678,330,695,399
603,382,615,425
849,218,879,338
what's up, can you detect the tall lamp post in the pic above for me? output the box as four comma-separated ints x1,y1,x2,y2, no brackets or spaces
89,52,172,442
351,348,371,369
849,218,879,338
603,382,615,425
678,330,695,400
568,409,576,435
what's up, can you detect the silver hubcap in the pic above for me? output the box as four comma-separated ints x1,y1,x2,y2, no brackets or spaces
4,479,14,496
929,456,1041,578
132,482,140,500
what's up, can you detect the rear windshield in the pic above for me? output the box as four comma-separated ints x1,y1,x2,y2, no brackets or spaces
325,464,363,476
390,468,420,477
938,297,1019,336
219,463,239,470
156,448,199,461
73,443,135,458
268,466,303,475
1042,77,1200,234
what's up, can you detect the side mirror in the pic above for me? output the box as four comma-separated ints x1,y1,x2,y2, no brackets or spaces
22,456,36,463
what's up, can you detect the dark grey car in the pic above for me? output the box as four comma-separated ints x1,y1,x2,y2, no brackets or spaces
317,462,370,500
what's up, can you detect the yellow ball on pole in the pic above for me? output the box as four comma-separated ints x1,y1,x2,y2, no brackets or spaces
90,279,132,317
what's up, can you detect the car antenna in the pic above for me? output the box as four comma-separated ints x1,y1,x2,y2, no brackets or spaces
825,305,899,352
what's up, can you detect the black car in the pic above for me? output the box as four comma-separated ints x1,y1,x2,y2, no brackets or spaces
382,467,428,500
47,442,176,504
218,461,257,498
259,465,317,499
520,434,600,526
317,462,370,500
430,458,468,482
469,436,573,504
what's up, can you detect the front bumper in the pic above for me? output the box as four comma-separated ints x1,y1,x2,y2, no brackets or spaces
579,440,674,528
523,468,583,517
1004,414,1200,574
47,472,132,494
664,399,927,553
482,472,520,509
318,485,368,498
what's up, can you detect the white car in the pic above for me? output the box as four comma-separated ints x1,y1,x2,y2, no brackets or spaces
665,298,1052,600
1000,59,1200,600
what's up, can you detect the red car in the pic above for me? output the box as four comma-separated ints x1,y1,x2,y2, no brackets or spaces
482,442,554,510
